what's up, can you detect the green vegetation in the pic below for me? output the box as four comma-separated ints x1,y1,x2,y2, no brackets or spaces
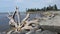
27,4,59,12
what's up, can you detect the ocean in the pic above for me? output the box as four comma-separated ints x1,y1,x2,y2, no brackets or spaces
0,12,37,32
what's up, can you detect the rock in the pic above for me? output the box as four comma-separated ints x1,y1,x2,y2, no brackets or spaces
26,29,36,34
40,30,57,34
36,29,42,34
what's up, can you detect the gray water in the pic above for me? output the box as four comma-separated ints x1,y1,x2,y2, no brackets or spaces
0,12,37,32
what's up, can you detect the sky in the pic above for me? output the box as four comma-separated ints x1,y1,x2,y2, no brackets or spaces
0,0,60,12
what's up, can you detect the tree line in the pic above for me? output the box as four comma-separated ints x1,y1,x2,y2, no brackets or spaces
26,4,58,12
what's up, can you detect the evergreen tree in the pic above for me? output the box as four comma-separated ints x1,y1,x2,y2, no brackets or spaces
54,4,57,10
52,4,57,10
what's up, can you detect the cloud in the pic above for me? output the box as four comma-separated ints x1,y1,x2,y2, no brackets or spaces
45,0,53,3
16,0,23,3
44,0,59,4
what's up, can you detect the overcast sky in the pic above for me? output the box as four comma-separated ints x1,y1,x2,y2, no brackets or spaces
0,0,60,12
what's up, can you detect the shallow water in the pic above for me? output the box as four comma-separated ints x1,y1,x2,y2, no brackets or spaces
0,12,36,32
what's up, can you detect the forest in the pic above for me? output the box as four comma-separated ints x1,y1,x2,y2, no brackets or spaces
26,4,59,12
